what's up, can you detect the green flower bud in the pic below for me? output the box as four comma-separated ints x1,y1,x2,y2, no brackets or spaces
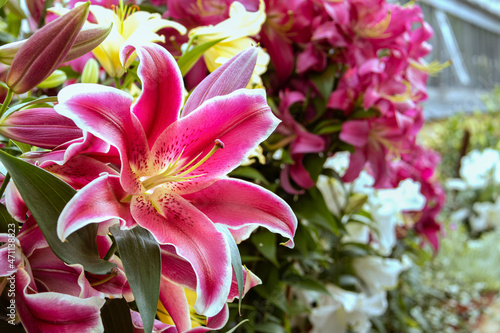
36,70,67,89
81,58,99,84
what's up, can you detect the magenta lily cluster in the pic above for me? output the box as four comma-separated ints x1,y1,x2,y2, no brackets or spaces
165,0,445,248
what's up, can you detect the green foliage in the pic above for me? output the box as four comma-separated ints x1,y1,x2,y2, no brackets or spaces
111,225,161,333
0,149,115,274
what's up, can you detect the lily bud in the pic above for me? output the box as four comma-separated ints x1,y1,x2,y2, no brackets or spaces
0,24,113,66
0,108,82,149
81,58,99,83
6,2,90,94
36,70,67,89
181,47,258,117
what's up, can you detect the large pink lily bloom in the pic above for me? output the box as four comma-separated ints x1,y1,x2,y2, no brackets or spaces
54,43,297,317
0,217,130,332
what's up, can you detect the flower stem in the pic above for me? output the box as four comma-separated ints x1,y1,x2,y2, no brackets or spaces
0,88,14,119
103,239,117,260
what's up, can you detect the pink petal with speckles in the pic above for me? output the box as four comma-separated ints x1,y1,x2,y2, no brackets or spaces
131,188,231,317
150,89,279,195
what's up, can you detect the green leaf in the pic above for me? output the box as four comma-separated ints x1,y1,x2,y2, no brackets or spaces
226,319,249,333
219,226,244,314
0,0,9,10
0,202,18,235
10,140,31,153
177,38,225,76
310,63,337,100
0,150,115,274
111,225,161,333
251,231,278,266
283,273,329,293
292,187,339,234
100,298,134,333
229,166,269,185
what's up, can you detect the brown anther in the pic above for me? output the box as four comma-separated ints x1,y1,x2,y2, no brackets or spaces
214,139,225,149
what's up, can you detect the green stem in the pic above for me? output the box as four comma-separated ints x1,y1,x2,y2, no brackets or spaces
0,88,13,118
114,77,121,89
103,239,117,260
0,173,11,198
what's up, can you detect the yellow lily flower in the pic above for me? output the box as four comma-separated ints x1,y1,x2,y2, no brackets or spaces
89,1,186,77
189,0,269,87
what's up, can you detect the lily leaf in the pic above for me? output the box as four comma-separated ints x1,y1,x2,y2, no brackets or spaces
0,149,115,274
0,202,18,235
100,298,134,333
177,38,225,76
219,225,244,314
251,231,278,266
0,0,8,10
111,225,161,333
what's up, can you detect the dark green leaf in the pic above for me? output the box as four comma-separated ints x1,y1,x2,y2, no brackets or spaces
177,38,225,76
291,188,339,234
310,64,337,100
111,225,161,333
100,298,134,333
283,273,329,293
251,231,278,266
0,203,17,235
219,226,244,314
226,319,249,333
229,166,269,185
0,150,115,274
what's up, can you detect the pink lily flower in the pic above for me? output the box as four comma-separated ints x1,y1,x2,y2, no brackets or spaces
0,217,130,332
275,90,325,194
54,43,297,317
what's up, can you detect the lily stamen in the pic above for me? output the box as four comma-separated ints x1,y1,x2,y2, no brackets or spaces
142,139,225,190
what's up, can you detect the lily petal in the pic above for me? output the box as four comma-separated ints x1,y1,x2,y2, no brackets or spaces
16,269,105,333
183,178,296,248
55,83,150,194
58,174,135,241
151,89,279,193
159,276,191,333
131,189,231,317
121,43,184,148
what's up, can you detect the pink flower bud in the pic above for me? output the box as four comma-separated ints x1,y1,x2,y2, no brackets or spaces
0,24,112,66
6,2,91,94
0,108,82,148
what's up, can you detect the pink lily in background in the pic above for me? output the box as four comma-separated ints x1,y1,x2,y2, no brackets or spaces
0,217,130,332
275,90,325,194
54,43,297,317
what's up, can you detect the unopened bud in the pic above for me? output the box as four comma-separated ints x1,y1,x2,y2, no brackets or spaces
81,58,99,83
0,108,82,148
37,70,67,89
0,23,113,66
6,2,90,94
